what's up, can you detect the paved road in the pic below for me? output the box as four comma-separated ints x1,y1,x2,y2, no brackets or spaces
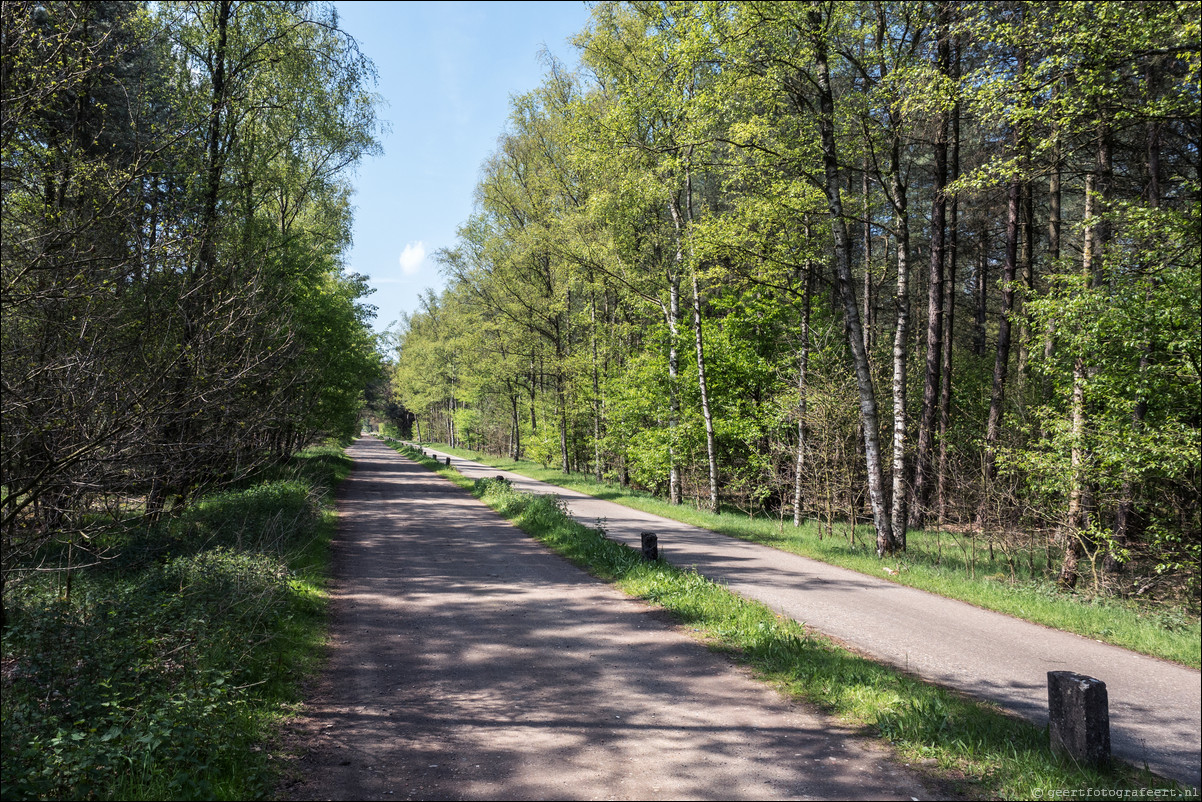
412,440,1202,788
280,437,943,800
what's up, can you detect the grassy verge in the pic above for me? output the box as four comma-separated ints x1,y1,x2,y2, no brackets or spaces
0,443,350,801
411,442,1200,669
387,439,1195,801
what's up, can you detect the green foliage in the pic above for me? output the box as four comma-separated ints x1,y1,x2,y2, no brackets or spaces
994,198,1201,589
1,443,346,800
2,1,382,579
387,0,1200,603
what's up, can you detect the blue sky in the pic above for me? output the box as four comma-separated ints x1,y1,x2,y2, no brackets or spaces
332,1,593,334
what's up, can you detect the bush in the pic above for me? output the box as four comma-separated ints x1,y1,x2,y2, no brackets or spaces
2,451,340,800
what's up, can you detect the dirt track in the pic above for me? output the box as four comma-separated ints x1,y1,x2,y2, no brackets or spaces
277,437,946,801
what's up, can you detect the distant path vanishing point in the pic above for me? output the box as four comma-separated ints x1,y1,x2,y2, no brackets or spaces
416,441,1202,789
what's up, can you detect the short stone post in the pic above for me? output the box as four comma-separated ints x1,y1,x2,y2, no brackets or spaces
445,456,451,466
640,532,658,561
1047,671,1110,768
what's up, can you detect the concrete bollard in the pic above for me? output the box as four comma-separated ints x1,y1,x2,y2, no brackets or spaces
445,456,451,466
640,532,658,561
1048,671,1110,768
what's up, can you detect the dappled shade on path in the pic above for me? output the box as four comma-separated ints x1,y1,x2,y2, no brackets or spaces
418,443,1202,789
278,437,941,801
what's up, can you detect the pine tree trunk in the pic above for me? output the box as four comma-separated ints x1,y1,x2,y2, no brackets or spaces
911,4,951,529
1016,176,1035,413
983,178,1021,489
937,38,961,526
794,268,814,528
1044,126,1061,403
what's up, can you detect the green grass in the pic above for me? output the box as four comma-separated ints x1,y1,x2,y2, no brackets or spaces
410,441,1201,669
388,439,1196,801
0,443,351,801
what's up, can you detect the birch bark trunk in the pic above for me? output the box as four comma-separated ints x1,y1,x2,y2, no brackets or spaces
666,266,682,506
808,8,897,555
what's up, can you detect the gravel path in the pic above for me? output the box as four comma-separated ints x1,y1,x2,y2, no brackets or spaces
277,437,946,801
413,441,1201,789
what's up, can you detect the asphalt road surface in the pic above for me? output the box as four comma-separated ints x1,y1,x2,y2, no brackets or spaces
278,437,946,801
412,440,1201,789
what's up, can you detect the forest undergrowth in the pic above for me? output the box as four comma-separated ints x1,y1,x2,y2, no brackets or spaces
0,444,350,801
409,439,1200,669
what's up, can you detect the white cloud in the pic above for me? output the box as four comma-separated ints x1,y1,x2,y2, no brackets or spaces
399,241,427,275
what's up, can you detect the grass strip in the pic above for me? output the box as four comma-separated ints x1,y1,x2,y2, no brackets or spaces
387,438,1195,801
413,442,1200,669
1,443,350,801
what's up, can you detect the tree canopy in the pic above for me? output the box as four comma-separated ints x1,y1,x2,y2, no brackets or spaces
388,0,1200,598
2,1,383,581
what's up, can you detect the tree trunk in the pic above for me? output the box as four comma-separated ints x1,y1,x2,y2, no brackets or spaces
1016,173,1035,413
666,266,682,506
1043,125,1061,404
198,0,232,281
691,269,719,512
529,354,538,433
558,294,570,473
558,380,569,474
973,221,988,357
808,7,897,556
889,142,911,545
794,266,814,527
983,177,1021,489
1060,173,1096,589
862,158,873,354
449,380,457,448
673,168,719,512
510,393,521,459
591,290,603,481
937,36,961,526
1062,131,1112,588
911,3,951,530
1110,70,1160,574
